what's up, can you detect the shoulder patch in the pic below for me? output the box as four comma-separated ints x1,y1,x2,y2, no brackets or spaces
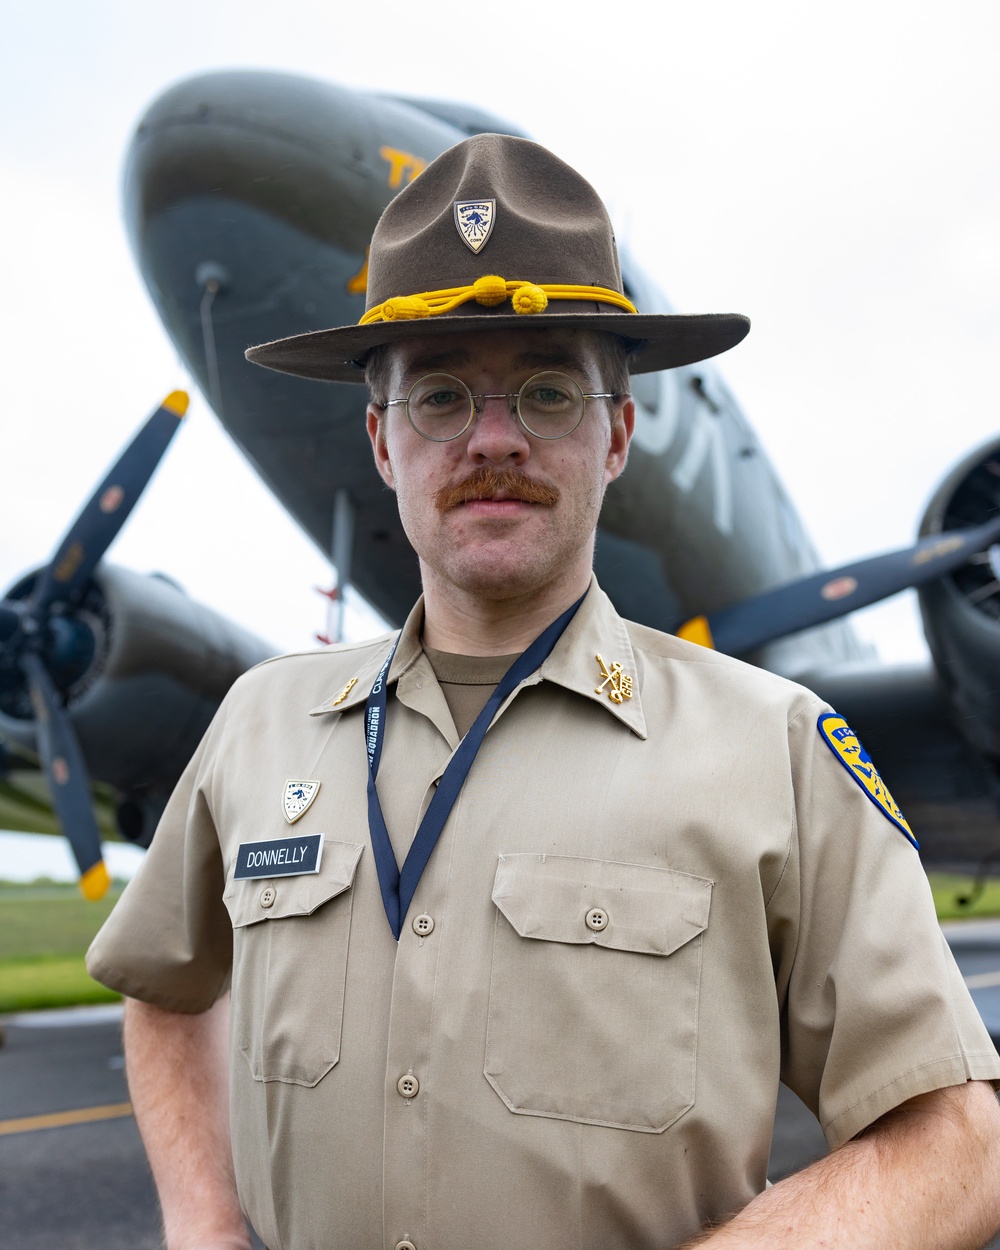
817,713,919,849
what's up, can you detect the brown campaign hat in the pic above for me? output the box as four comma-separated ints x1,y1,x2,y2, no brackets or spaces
245,133,749,383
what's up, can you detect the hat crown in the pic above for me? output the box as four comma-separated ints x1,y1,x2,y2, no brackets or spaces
366,133,624,310
244,133,750,384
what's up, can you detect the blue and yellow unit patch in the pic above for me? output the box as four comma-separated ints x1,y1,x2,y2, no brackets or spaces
817,714,919,849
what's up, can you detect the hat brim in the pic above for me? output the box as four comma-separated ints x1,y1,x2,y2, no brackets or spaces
244,311,750,383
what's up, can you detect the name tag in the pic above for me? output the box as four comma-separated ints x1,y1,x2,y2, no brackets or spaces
234,834,324,880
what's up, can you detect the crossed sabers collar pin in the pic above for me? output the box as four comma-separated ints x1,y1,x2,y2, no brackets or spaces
595,654,633,704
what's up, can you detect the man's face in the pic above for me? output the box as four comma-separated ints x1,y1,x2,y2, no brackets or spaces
366,328,634,605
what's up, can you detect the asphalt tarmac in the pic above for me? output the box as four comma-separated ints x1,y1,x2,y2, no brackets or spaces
2,924,1000,1250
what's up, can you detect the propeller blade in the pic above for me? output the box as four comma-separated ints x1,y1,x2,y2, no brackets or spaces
32,391,188,612
21,652,109,900
677,515,1000,656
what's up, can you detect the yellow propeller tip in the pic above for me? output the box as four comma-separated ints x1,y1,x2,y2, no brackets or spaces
676,615,716,650
80,860,111,901
162,390,189,418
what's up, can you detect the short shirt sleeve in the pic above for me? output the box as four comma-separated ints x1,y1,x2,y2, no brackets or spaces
86,700,234,1013
770,700,1000,1148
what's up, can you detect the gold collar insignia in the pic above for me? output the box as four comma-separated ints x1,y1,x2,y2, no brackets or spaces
331,676,358,706
595,654,633,704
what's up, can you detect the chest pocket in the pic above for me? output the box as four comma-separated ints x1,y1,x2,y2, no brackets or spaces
485,853,712,1132
222,839,364,1086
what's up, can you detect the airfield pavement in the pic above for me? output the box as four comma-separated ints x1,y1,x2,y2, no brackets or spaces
2,924,1000,1249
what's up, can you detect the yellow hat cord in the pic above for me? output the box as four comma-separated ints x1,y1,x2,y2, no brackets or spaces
359,275,638,325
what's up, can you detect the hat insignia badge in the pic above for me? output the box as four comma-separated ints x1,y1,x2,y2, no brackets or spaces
454,199,496,253
282,779,321,824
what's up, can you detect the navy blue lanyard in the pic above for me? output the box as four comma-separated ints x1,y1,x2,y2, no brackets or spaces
364,593,586,939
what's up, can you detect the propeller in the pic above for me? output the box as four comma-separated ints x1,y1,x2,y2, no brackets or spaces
0,391,188,898
676,514,1000,656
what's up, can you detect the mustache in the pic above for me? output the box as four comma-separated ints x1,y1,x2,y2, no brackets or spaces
435,466,561,513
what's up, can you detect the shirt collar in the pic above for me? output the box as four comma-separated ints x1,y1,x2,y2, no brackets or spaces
308,599,425,716
534,575,647,738
308,576,647,739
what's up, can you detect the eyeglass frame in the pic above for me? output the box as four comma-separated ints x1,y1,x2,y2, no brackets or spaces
382,370,620,442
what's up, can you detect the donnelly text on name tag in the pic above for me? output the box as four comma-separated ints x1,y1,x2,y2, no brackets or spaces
234,834,324,879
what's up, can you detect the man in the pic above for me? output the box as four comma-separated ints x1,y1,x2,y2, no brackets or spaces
88,133,1000,1250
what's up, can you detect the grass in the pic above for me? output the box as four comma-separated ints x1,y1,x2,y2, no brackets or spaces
0,880,125,959
927,873,1000,922
0,873,999,1013
0,955,121,1014
0,881,125,1014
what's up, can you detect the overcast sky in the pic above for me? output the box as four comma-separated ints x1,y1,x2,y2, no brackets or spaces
2,0,999,662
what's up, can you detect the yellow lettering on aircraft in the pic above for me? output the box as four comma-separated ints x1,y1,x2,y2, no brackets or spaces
346,247,369,296
379,146,426,189
348,150,426,295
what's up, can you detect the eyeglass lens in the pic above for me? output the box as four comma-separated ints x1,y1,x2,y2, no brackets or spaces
405,371,586,441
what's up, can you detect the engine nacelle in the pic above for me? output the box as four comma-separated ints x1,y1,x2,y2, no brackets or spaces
918,434,1000,762
0,563,274,842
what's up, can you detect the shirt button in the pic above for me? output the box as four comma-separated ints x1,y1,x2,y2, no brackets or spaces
585,907,608,932
397,1073,419,1099
260,887,276,908
395,1242,417,1250
412,913,435,936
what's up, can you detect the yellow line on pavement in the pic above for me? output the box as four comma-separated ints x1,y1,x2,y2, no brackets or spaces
0,1101,133,1137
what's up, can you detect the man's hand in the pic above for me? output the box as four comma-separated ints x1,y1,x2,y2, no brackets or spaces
124,993,252,1250
679,1079,1000,1249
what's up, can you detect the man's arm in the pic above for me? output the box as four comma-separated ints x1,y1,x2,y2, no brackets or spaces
680,1080,1000,1249
124,993,251,1250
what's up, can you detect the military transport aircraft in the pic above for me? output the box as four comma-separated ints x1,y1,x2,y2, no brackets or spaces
3,68,1000,897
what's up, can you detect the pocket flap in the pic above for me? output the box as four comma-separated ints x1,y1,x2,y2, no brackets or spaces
223,838,364,929
492,853,712,956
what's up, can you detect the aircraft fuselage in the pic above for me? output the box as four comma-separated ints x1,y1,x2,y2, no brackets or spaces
124,69,865,676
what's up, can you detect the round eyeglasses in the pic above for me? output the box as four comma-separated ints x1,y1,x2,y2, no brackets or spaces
384,371,617,442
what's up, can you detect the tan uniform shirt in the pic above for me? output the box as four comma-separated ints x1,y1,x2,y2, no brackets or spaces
423,647,517,736
88,579,1000,1250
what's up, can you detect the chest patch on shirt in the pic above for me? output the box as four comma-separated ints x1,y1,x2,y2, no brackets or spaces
817,713,919,848
282,779,320,823
234,834,324,880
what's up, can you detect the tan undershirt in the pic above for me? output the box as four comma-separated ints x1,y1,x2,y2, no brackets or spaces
422,647,520,738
